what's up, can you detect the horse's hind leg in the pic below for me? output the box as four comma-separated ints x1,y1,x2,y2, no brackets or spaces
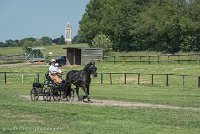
63,82,71,101
66,86,71,101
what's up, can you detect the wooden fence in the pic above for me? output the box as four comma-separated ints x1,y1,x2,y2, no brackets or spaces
99,73,196,87
0,55,26,64
102,53,200,63
1,72,199,87
0,72,40,84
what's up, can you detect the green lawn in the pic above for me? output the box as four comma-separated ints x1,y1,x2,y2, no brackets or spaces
1,83,200,134
1,62,200,133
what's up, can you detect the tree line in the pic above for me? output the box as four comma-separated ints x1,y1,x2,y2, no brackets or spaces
78,0,200,53
0,35,66,48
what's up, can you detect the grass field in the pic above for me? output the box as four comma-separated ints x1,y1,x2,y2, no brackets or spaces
1,61,200,134
0,44,88,57
0,44,89,64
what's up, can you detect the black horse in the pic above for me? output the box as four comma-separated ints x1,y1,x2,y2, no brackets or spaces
65,62,97,102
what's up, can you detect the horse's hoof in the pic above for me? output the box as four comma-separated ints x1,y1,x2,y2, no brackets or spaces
87,99,94,103
89,100,94,103
83,100,90,103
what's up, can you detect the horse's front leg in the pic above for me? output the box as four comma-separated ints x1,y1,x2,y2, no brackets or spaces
82,85,91,102
75,86,81,101
86,84,91,102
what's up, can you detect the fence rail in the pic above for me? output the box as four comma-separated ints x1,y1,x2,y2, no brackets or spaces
0,55,26,64
0,72,199,87
99,73,195,87
102,53,200,63
0,72,41,83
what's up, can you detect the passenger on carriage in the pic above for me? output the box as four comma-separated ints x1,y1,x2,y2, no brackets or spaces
55,63,62,77
49,59,62,84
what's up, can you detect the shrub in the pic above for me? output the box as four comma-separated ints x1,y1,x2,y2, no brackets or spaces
91,33,112,52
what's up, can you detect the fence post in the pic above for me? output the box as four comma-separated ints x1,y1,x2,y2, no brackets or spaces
109,73,112,84
101,74,103,84
168,55,169,62
151,74,154,85
37,73,40,83
113,56,116,64
148,56,150,64
198,76,200,87
198,55,200,62
4,72,7,83
177,55,180,63
157,56,160,64
182,75,185,87
22,74,24,83
138,73,140,84
122,56,125,62
166,74,169,86
124,73,126,84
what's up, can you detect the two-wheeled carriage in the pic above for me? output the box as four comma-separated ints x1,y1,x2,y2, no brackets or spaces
30,72,64,101
30,62,97,102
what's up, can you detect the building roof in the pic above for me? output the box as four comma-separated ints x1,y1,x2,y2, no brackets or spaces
28,47,45,50
63,47,103,50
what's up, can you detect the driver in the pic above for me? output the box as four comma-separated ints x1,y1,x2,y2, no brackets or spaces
55,62,62,77
49,59,62,84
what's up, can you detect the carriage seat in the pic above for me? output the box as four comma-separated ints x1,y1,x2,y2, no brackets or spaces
45,71,54,83
33,82,43,88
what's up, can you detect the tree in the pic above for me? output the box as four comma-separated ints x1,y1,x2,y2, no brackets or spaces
72,35,87,44
79,0,107,45
79,0,151,51
22,40,33,52
79,0,200,52
52,38,60,44
19,38,35,47
0,42,4,47
32,41,43,47
58,35,65,45
3,39,19,47
91,33,112,52
41,36,52,45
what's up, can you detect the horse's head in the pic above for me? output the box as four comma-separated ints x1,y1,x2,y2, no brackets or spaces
85,61,97,77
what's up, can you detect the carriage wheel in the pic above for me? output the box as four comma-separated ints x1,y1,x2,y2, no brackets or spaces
30,88,39,101
43,87,52,101
52,89,61,101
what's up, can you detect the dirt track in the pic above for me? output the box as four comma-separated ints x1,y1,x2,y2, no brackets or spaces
22,95,200,111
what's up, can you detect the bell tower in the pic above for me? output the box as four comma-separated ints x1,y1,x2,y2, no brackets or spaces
65,22,72,44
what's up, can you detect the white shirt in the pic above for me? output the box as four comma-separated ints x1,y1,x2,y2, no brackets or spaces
49,65,59,74
57,68,62,74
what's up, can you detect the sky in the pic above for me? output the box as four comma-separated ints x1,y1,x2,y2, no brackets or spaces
0,0,90,42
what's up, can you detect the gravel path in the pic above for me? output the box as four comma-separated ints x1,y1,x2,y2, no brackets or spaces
21,95,200,111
